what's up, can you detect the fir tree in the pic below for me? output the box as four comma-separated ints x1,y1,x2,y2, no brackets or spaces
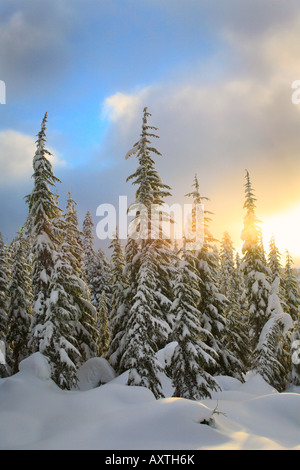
7,231,32,374
170,245,220,399
219,231,235,299
282,251,300,322
122,107,173,394
64,197,98,365
0,232,10,377
108,229,128,373
219,232,250,374
282,252,300,386
267,236,282,285
252,290,293,392
82,211,110,309
241,172,292,389
120,247,165,399
241,170,271,350
25,112,62,355
97,291,110,358
186,175,242,379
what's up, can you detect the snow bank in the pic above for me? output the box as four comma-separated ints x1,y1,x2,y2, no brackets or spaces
77,357,116,391
0,352,299,450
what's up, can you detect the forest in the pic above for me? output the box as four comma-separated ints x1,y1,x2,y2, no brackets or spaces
0,107,299,400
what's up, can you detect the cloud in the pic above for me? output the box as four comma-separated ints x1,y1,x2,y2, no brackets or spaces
0,1,75,96
98,11,300,262
0,130,65,185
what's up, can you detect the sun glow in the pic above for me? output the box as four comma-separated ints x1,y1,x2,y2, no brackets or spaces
260,201,300,266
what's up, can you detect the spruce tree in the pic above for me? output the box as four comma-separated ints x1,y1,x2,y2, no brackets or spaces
64,197,98,365
122,107,172,394
7,231,32,374
82,211,110,309
108,229,128,373
241,170,271,350
170,245,220,399
282,251,300,322
0,232,10,377
219,231,235,299
120,247,165,399
267,236,282,285
97,291,110,358
241,171,292,389
185,175,242,379
25,112,62,355
42,234,81,390
282,251,300,386
219,232,250,375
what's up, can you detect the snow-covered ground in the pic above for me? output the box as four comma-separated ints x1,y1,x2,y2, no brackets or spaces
0,346,299,450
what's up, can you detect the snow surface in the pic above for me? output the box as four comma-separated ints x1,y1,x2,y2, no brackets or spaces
0,349,299,450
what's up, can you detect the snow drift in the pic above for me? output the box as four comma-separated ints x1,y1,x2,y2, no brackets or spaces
0,351,299,450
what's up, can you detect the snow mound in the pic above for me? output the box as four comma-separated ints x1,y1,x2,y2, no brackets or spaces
239,372,278,396
156,341,177,369
18,352,51,380
0,353,299,450
77,358,116,391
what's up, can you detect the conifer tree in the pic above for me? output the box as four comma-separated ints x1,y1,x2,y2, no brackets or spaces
108,229,128,373
219,232,250,374
241,172,292,389
42,235,81,390
268,236,282,285
96,291,110,358
252,292,293,392
7,231,32,374
122,107,172,394
186,175,242,379
282,251,300,322
64,196,98,365
170,245,220,399
82,211,110,309
0,232,10,377
241,170,271,350
282,252,300,386
120,247,165,399
219,231,235,298
25,112,62,355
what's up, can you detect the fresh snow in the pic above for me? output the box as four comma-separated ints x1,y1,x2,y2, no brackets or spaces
0,348,299,450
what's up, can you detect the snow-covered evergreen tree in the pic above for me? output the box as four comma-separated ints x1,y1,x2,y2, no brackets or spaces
282,251,300,386
185,175,243,379
241,170,271,350
41,236,81,390
0,232,10,377
108,229,128,373
170,245,220,399
252,288,293,391
25,112,62,356
120,247,165,399
64,196,98,365
219,231,235,298
82,211,110,309
241,172,292,389
282,251,300,322
267,236,282,285
219,232,250,375
7,231,32,374
122,107,172,394
96,291,110,358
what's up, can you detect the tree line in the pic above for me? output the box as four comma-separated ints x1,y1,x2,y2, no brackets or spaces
0,108,299,399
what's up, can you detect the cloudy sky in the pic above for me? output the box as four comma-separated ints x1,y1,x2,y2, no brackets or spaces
1,0,300,266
